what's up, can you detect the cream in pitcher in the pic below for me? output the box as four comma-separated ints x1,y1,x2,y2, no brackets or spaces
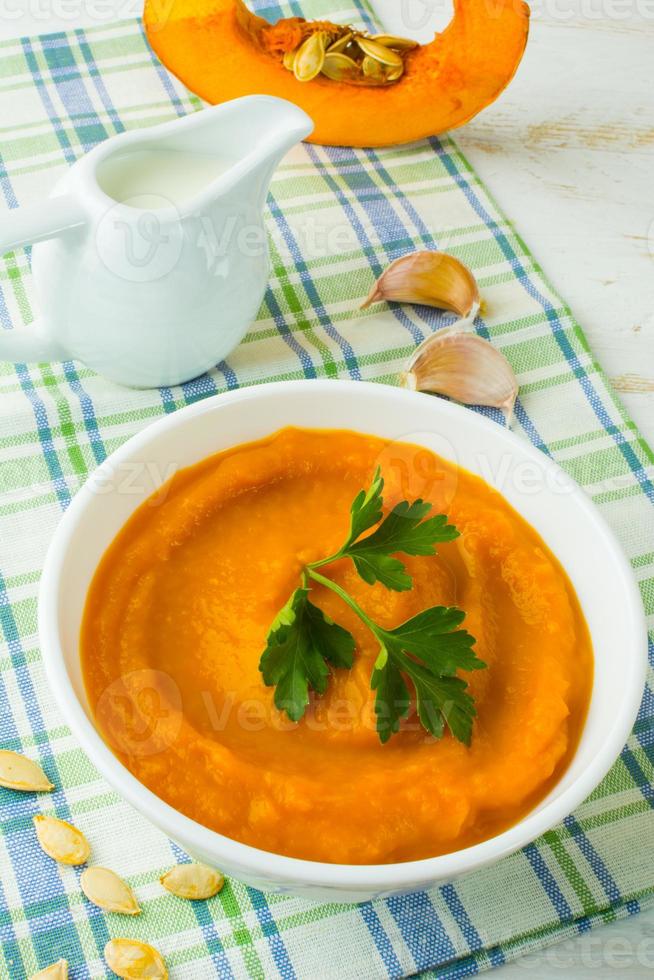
0,97,313,388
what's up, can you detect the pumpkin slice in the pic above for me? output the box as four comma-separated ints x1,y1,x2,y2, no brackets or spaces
143,0,529,147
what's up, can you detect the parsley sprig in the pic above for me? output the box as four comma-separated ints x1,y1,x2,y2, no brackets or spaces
259,468,486,744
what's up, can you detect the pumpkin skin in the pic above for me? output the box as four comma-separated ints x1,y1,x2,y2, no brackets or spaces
143,0,530,147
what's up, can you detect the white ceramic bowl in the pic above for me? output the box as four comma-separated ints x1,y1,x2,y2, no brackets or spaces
39,380,648,903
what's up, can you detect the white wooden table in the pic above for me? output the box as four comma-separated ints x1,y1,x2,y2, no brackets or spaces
1,0,653,975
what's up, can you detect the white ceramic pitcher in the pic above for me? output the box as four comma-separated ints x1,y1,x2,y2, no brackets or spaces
0,96,312,387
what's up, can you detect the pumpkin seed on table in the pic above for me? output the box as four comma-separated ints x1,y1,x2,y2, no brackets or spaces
33,814,90,865
81,866,141,915
160,862,224,900
0,749,54,792
104,938,168,979
31,961,68,980
293,31,326,82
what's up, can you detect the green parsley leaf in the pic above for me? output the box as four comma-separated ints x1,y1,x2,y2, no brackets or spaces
370,649,411,743
343,466,384,548
386,606,483,674
258,469,485,744
342,499,460,592
410,666,476,744
371,605,484,744
259,588,355,722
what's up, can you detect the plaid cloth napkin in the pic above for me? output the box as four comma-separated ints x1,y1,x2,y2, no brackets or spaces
1,1,653,977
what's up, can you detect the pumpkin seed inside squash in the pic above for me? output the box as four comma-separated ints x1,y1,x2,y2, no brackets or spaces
385,62,405,82
356,36,404,68
104,938,168,979
81,866,141,915
371,33,419,51
321,52,360,82
0,750,54,793
326,31,353,54
293,31,326,82
33,814,90,865
282,27,410,87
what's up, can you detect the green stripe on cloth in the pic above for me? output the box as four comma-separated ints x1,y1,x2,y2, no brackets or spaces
0,3,652,978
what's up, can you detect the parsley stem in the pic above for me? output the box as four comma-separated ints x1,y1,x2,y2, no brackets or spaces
306,568,380,638
306,552,344,571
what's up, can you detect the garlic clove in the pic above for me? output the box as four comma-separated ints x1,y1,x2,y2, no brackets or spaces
402,329,518,420
361,251,480,319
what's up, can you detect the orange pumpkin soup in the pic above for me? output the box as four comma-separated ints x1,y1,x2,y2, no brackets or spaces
81,427,592,864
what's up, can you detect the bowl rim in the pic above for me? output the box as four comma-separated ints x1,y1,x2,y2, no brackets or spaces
38,379,649,892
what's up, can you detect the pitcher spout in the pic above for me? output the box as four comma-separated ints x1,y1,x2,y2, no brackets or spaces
216,96,314,207
243,95,315,167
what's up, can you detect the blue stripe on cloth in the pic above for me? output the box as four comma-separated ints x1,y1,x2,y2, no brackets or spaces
359,901,404,978
22,35,107,158
168,842,236,977
563,814,622,903
10,365,71,509
0,148,18,212
260,282,318,378
524,843,575,924
305,144,425,346
364,147,439,248
74,27,126,136
61,362,107,466
246,888,297,980
0,570,106,976
619,744,654,807
0,877,22,973
21,35,108,466
215,361,241,388
0,149,73,510
359,145,481,341
181,372,222,400
57,27,201,422
267,191,361,378
0,631,27,977
439,884,483,953
563,815,626,908
385,892,457,972
139,21,189,117
513,401,552,456
431,137,654,506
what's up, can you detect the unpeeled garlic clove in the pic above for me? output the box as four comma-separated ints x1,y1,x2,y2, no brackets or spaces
402,329,518,419
361,251,480,319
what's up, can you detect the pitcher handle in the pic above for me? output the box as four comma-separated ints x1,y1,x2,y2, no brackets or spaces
0,195,85,363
